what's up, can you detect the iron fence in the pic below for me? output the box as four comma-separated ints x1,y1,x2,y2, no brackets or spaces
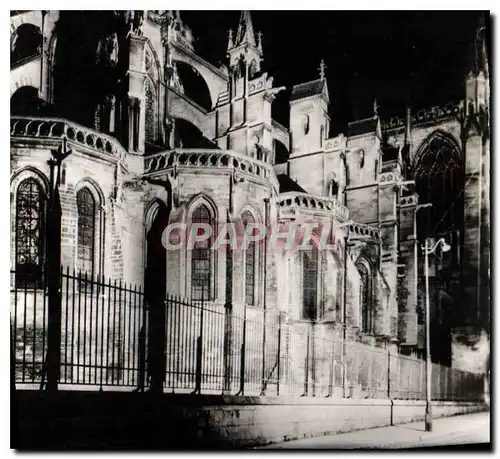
11,267,146,388
11,268,485,401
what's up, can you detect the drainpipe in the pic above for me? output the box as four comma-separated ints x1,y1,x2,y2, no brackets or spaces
260,197,269,395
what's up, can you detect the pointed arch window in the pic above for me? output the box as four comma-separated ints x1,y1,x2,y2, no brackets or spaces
357,262,373,334
145,77,158,145
329,179,339,199
302,245,324,320
335,261,343,321
77,187,96,276
191,204,213,300
242,211,256,306
302,115,310,135
15,178,46,287
415,133,463,247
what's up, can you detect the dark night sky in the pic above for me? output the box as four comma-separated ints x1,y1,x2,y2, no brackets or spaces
182,10,487,133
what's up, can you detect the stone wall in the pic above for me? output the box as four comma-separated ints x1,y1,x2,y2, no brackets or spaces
14,390,487,449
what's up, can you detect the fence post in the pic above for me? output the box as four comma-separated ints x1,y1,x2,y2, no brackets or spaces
387,349,391,399
236,308,246,396
342,332,347,398
192,295,204,394
326,334,335,397
311,321,316,397
45,154,64,392
260,308,267,396
276,312,281,396
223,302,233,394
223,245,233,394
147,293,166,393
302,327,310,397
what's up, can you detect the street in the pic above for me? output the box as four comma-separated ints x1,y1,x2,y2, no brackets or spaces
257,411,490,449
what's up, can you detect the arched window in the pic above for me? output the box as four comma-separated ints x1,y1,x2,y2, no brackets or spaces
357,262,373,334
320,125,324,147
302,115,310,135
329,179,339,199
144,77,158,145
11,23,42,66
191,204,213,300
77,187,96,276
249,59,258,78
242,211,256,306
335,261,343,321
15,178,46,287
415,133,463,252
302,246,320,320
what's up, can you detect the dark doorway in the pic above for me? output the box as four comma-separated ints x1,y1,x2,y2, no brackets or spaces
144,201,170,392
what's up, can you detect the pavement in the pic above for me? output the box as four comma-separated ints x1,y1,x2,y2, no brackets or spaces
257,411,491,449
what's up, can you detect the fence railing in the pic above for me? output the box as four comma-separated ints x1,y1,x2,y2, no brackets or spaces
11,268,485,401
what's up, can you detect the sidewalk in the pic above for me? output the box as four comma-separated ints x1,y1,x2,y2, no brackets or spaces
257,411,490,449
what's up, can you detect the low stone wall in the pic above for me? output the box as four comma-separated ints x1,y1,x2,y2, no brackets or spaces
13,390,486,449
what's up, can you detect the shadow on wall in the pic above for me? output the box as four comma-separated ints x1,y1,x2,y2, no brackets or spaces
175,62,212,112
174,118,219,149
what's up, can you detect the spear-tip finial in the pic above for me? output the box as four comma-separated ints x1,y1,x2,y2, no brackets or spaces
319,59,327,81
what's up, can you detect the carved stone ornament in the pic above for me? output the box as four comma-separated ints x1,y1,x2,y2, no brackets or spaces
96,32,119,67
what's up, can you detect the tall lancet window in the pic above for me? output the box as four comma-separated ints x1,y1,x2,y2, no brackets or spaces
357,262,373,334
329,179,339,199
144,77,157,145
15,178,46,287
335,260,343,321
77,187,96,276
302,246,320,320
415,133,463,256
242,211,256,306
191,204,213,300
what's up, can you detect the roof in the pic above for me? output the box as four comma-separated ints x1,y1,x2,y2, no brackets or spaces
277,174,307,193
347,117,378,137
290,79,326,102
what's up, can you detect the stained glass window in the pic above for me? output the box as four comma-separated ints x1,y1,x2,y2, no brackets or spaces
191,204,212,300
415,134,463,245
335,263,343,321
77,187,96,276
358,263,373,334
302,247,318,320
145,77,157,144
242,212,256,306
15,178,46,287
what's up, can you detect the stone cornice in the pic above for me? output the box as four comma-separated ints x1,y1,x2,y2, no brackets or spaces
11,116,128,165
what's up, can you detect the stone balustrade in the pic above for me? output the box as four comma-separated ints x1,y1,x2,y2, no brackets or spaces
324,134,346,151
277,191,349,222
10,116,126,160
383,102,462,131
145,148,278,188
348,221,380,240
378,171,402,184
399,194,419,207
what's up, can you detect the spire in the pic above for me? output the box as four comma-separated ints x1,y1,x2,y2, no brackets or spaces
476,24,489,77
373,98,382,139
402,105,412,172
235,10,256,47
227,28,234,50
404,105,412,145
373,98,379,118
318,59,327,81
256,31,263,53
